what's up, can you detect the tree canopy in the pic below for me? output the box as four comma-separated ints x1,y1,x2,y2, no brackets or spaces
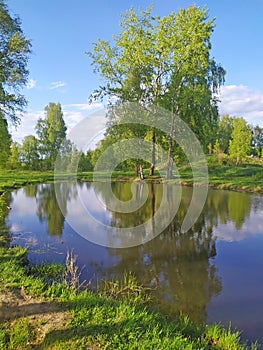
229,117,252,164
0,115,11,167
0,0,31,124
88,5,226,177
20,135,39,168
36,102,67,169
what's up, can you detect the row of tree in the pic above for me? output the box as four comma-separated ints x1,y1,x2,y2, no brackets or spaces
210,114,263,164
3,102,83,170
89,113,263,171
2,108,261,171
0,2,261,173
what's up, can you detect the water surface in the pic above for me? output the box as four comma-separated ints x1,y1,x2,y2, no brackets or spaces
7,182,263,345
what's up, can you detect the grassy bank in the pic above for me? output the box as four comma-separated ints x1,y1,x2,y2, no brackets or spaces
0,246,257,349
179,161,263,194
0,157,263,194
0,170,55,192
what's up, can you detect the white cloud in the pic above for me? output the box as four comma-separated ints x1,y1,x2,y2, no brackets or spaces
49,81,67,90
63,102,103,130
63,110,87,130
9,223,23,233
64,102,102,111
64,105,107,150
26,79,36,89
9,102,105,145
9,110,45,143
213,209,263,242
219,85,263,125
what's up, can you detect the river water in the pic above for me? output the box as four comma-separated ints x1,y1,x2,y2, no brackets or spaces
6,182,263,345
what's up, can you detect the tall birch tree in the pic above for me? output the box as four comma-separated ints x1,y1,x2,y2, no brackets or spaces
88,5,225,177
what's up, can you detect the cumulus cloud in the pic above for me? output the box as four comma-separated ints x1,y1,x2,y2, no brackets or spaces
219,85,263,125
62,102,103,130
49,81,67,90
9,102,105,145
9,110,45,143
63,103,106,150
26,78,36,89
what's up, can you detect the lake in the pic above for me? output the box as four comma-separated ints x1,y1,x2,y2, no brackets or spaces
6,181,263,346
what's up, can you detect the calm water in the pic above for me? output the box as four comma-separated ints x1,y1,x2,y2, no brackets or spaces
6,182,263,345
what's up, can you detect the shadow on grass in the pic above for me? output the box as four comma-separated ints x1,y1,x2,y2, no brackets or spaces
0,299,64,322
40,322,129,349
0,290,148,349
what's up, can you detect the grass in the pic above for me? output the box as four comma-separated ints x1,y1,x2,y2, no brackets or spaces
1,151,263,190
0,169,55,192
1,157,263,194
203,158,263,193
0,169,135,192
177,162,263,193
0,245,258,349
6,318,32,350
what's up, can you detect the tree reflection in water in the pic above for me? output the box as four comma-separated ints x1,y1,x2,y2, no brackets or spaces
23,183,77,236
16,181,252,324
91,183,251,324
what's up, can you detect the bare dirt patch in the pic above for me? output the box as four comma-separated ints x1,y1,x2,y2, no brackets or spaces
0,287,71,348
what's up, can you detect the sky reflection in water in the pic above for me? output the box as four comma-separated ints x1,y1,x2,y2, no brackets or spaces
6,182,263,345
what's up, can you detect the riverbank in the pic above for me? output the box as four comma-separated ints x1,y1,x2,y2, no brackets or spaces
0,160,263,194
0,245,257,349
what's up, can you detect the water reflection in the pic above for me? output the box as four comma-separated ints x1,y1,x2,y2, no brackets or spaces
96,184,221,323
55,181,183,248
23,183,77,236
106,227,221,324
20,182,253,242
7,182,263,343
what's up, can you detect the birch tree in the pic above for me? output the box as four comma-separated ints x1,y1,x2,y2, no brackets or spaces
88,5,225,177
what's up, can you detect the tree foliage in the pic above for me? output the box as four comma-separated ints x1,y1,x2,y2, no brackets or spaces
229,117,252,164
78,151,94,172
4,102,82,171
88,5,225,177
217,114,233,154
252,125,263,157
6,141,20,169
0,114,11,167
20,135,39,168
36,103,67,169
0,0,31,123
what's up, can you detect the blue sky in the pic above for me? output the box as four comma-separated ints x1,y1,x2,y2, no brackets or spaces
7,0,263,142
